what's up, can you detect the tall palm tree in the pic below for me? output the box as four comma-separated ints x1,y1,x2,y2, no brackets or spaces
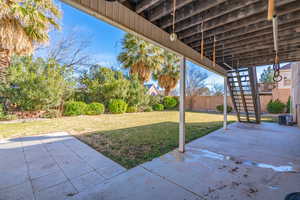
118,33,163,83
156,51,180,96
0,0,61,81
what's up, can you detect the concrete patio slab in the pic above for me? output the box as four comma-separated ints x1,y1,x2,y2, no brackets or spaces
0,122,299,200
142,122,300,199
66,166,201,200
0,132,126,200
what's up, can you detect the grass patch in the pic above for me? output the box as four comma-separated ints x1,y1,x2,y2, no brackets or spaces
5,111,280,168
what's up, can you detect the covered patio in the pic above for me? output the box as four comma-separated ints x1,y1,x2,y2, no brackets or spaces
1,0,300,199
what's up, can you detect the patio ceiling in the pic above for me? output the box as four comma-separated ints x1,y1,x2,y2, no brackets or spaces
120,0,300,69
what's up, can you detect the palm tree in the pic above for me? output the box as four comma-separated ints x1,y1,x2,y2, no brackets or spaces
0,0,61,81
156,51,180,96
118,33,163,83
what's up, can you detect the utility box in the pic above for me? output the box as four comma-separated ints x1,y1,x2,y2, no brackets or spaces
278,115,293,126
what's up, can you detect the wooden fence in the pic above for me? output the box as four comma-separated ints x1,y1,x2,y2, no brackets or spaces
184,92,288,113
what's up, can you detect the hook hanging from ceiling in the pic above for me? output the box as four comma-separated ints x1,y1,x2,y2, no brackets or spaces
170,0,177,42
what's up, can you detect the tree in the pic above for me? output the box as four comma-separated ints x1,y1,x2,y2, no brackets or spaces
260,66,274,83
126,75,149,107
210,82,224,96
155,51,180,96
79,66,150,108
186,65,208,96
0,0,61,81
118,33,163,83
0,56,74,111
37,30,92,72
185,65,208,110
80,66,129,105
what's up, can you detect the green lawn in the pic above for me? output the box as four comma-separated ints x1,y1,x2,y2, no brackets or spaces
1,111,238,168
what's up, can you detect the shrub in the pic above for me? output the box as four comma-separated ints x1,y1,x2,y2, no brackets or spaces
63,101,87,116
153,104,164,111
267,99,285,114
126,106,138,113
163,96,177,109
149,95,163,106
42,109,60,118
108,99,128,114
0,104,5,118
86,103,105,115
2,56,74,111
216,105,233,113
144,106,153,112
0,114,18,121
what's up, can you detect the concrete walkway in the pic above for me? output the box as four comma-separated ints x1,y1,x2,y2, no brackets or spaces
0,132,126,200
1,122,300,200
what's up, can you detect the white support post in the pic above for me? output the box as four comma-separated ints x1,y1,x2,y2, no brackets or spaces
223,76,228,130
179,57,186,153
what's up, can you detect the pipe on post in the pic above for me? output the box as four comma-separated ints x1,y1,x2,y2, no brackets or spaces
223,77,228,130
179,57,186,153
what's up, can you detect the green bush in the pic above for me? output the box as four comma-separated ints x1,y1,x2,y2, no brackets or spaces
163,96,177,109
63,101,87,116
108,99,128,114
86,103,105,115
153,104,164,111
267,99,285,114
0,114,18,121
149,95,163,106
2,56,74,111
0,104,5,118
42,109,60,118
216,105,233,113
126,106,138,113
144,106,153,112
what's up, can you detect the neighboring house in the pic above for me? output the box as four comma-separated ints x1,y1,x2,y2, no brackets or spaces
277,63,292,89
258,63,292,105
144,84,160,96
272,63,291,103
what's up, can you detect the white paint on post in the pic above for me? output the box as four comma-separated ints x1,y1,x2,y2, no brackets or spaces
179,57,186,153
223,77,228,130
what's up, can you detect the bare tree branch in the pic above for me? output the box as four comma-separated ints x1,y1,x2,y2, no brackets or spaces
37,29,93,72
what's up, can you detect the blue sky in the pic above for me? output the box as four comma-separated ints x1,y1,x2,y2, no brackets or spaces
46,1,269,87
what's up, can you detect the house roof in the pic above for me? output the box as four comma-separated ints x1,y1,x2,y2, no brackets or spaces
144,84,156,89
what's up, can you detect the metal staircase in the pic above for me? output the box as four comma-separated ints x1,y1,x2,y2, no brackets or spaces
227,67,261,123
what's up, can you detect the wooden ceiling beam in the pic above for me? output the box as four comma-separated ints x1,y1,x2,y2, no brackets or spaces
178,0,299,41
192,26,300,53
136,0,161,14
158,0,227,29
211,44,300,61
173,0,264,34
202,40,300,59
146,0,193,22
184,7,300,46
227,53,300,67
